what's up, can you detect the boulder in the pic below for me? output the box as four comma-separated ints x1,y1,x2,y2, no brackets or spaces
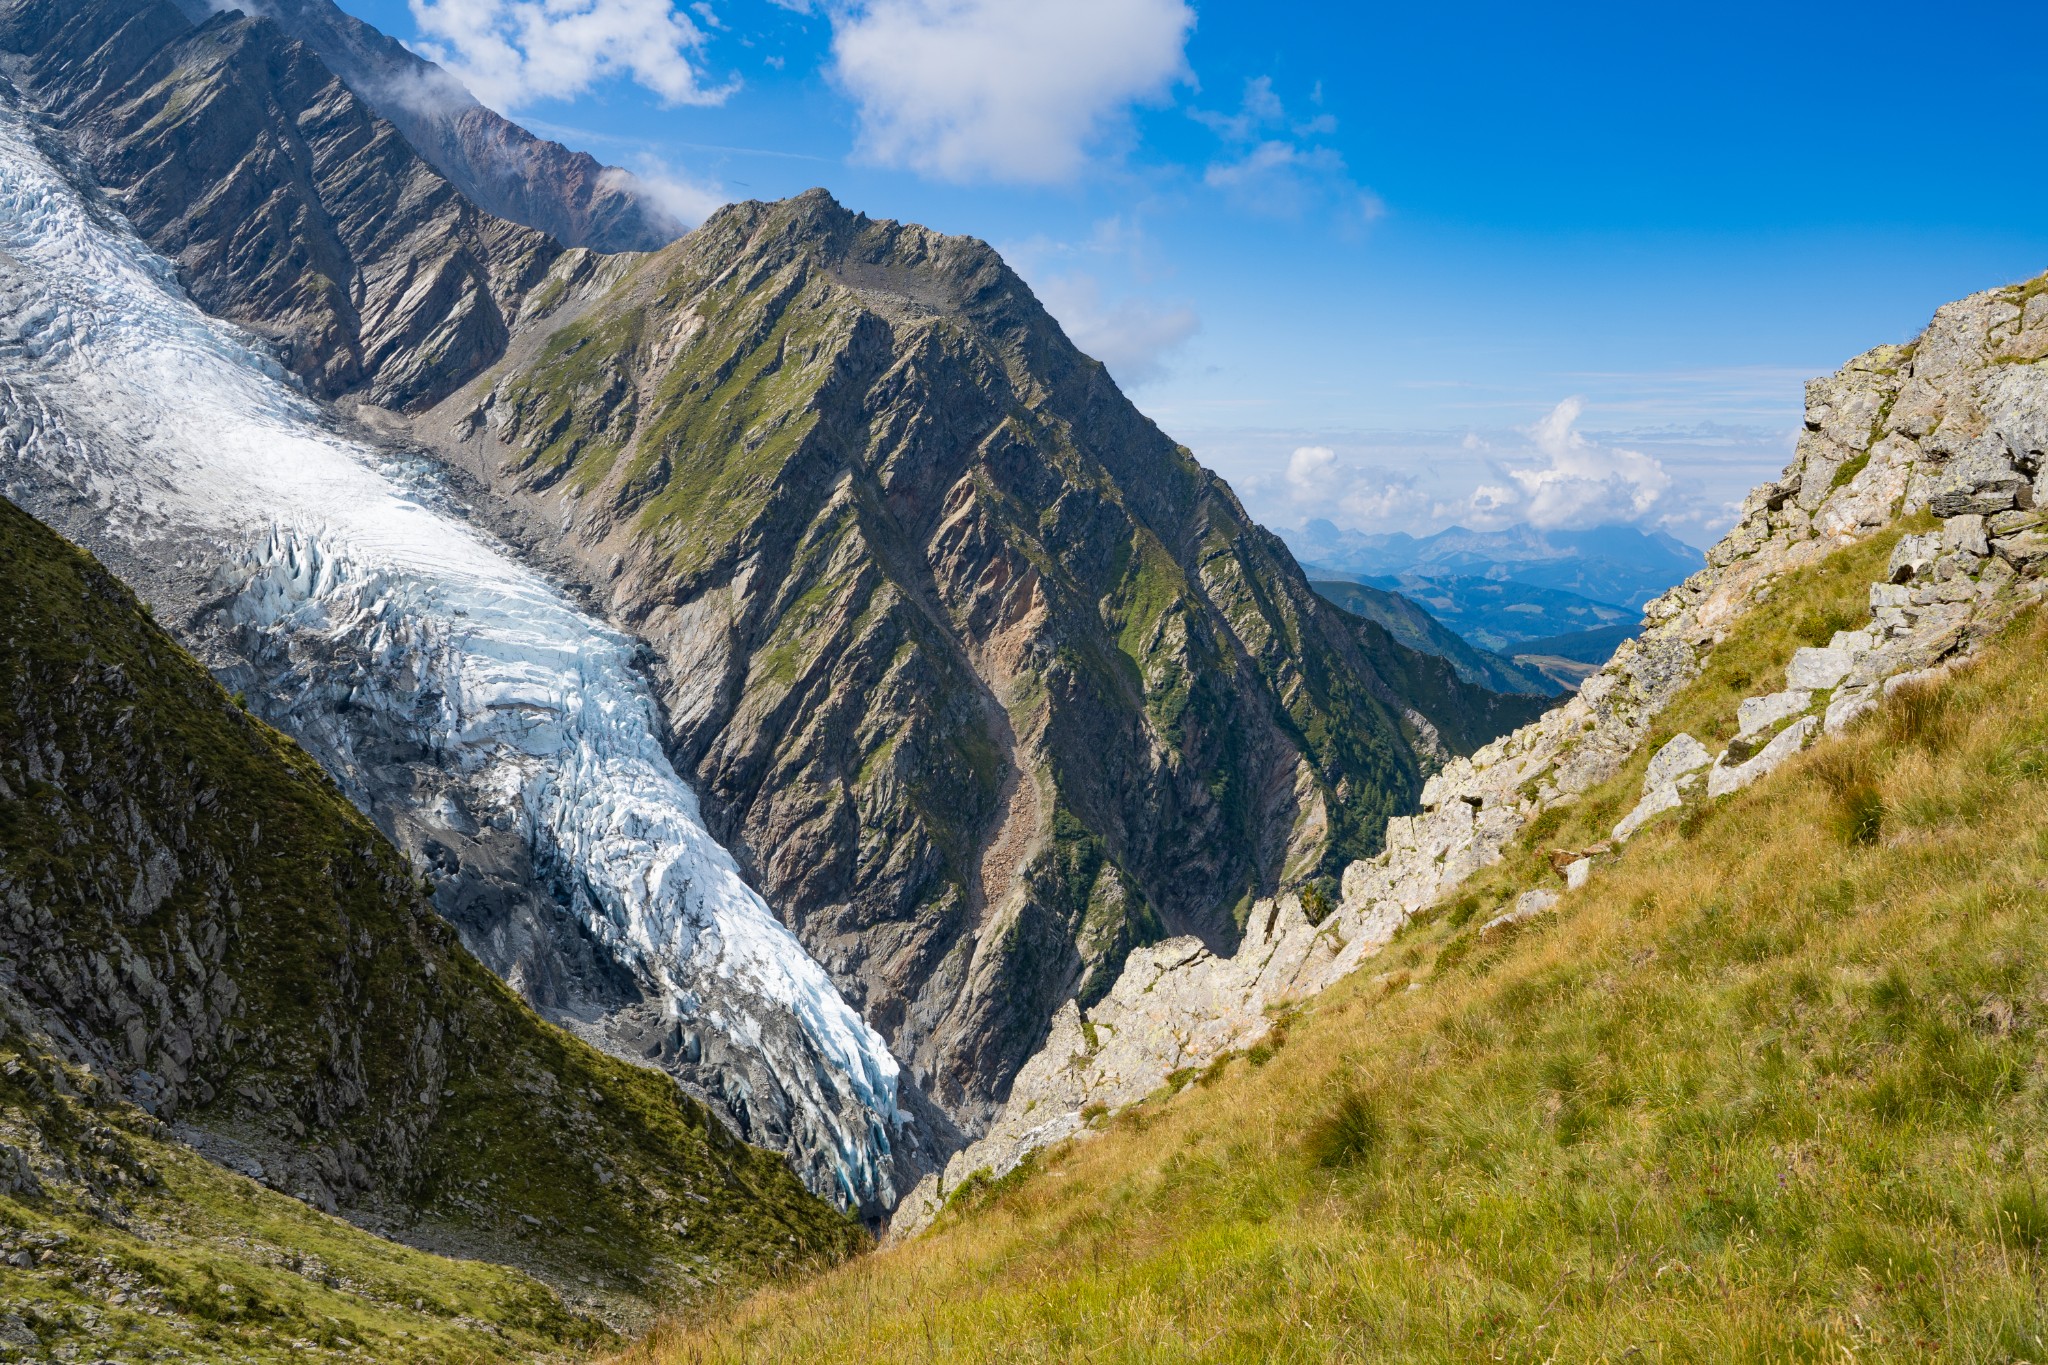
1887,532,1943,583
1644,732,1712,788
1482,889,1559,933
1928,444,2032,517
1943,513,1990,557
1785,647,1857,690
1613,782,1682,843
1993,530,2048,574
1736,690,1813,739
1824,686,1878,734
1706,716,1818,798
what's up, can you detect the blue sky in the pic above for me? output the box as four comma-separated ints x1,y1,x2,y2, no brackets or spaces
340,0,2048,547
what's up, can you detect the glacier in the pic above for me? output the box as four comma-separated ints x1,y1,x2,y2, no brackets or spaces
0,102,911,1210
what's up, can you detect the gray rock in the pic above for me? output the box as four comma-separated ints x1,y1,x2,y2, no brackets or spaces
1644,732,1713,787
1928,445,2032,518
1706,716,1818,798
1824,686,1878,734
1736,690,1813,739
1888,533,1944,583
1482,890,1559,932
1993,530,2048,573
1614,782,1683,843
1564,858,1592,891
1785,647,1857,690
1943,513,1990,557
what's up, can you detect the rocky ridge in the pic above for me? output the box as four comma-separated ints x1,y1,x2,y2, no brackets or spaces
207,0,689,253
396,188,1549,1135
0,0,558,407
892,271,2048,1237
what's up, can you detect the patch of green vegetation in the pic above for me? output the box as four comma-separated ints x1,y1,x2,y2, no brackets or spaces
0,501,863,1338
1829,447,1873,490
634,531,2048,1363
1036,807,1165,1008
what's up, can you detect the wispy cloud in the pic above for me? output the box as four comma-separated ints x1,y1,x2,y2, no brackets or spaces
1194,76,1383,226
1180,397,1769,545
407,0,737,111
1033,275,1198,386
1004,216,1199,387
826,0,1195,183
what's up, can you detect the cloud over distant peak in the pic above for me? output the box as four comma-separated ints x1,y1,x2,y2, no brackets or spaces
1500,397,1673,529
408,0,736,111
828,0,1195,184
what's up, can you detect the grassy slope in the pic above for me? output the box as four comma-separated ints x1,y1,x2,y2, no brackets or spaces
0,498,862,1353
629,524,2048,1362
0,1036,604,1362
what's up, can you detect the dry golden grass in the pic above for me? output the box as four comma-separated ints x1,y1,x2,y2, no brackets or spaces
624,536,2048,1363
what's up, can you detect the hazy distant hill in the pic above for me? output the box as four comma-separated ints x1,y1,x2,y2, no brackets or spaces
1289,520,1702,609
1308,579,1561,695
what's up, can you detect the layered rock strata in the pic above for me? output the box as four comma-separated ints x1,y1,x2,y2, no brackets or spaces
201,0,689,252
893,273,2048,1238
0,0,558,407
393,188,1548,1134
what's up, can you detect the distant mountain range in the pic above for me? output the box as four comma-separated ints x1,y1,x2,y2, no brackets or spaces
1288,521,1704,610
1307,579,1560,696
1347,572,1636,655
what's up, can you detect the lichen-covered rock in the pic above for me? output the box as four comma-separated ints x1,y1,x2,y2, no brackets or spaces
1736,691,1813,738
1706,716,1818,798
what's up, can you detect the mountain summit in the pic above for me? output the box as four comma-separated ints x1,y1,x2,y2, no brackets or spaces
0,0,1545,1195
405,185,1547,1130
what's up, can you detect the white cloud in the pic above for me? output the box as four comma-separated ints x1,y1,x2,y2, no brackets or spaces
1193,76,1382,225
1033,273,1198,387
407,0,736,111
1495,397,1673,529
828,0,1194,183
608,159,727,230
1286,444,1338,500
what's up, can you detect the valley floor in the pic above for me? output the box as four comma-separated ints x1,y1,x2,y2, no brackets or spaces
621,529,2048,1362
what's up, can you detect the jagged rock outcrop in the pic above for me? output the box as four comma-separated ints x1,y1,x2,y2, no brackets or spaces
0,498,863,1309
892,271,2048,1238
0,0,1548,1163
394,189,1549,1132
0,0,559,407
204,0,688,252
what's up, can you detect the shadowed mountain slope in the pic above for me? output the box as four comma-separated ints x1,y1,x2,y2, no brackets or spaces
198,0,689,253
404,189,1544,1129
0,495,861,1319
0,0,558,408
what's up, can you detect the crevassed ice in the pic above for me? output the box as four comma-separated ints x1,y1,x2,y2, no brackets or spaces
0,105,901,1205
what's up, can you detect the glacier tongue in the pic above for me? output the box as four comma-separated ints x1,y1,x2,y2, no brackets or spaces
0,103,908,1210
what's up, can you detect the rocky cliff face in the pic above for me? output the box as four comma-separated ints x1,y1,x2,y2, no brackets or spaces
0,497,863,1310
398,191,1548,1130
0,0,558,408
0,0,1546,1157
893,271,2048,1235
208,0,688,253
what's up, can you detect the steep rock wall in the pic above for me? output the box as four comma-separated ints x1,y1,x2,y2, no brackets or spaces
893,273,2048,1237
